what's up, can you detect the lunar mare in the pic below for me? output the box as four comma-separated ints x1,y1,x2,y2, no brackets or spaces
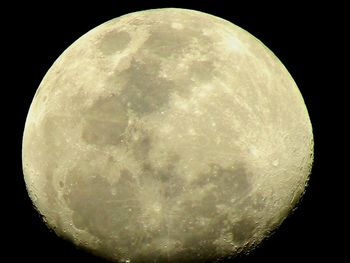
22,8,313,263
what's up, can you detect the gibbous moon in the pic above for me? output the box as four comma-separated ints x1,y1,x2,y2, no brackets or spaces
22,8,313,263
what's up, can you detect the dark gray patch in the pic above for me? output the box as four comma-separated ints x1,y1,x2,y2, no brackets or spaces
70,91,87,105
190,191,218,216
133,162,252,255
131,132,152,161
122,122,154,162
157,153,180,183
110,23,215,116
170,207,226,261
144,26,193,58
157,167,171,183
231,218,256,244
196,163,251,198
166,163,252,249
220,166,251,196
170,76,195,98
81,95,128,146
144,22,213,58
59,181,64,188
142,162,153,173
107,155,115,163
99,31,131,55
189,60,217,83
157,153,183,199
118,59,174,115
137,152,183,200
64,164,142,249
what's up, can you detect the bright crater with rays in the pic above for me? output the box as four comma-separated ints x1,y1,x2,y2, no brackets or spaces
22,8,313,263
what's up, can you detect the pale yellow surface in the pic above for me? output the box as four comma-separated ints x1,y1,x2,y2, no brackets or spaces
23,8,313,263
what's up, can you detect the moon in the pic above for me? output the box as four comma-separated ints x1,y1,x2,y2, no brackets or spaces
22,8,313,263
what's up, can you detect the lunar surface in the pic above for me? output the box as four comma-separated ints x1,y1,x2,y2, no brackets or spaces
22,8,313,263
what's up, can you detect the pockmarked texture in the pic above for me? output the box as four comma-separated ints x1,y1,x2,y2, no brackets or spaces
22,8,314,263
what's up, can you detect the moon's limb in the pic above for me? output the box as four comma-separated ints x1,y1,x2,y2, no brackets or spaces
22,8,313,263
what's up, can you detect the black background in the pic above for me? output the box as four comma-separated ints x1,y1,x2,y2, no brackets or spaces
6,1,341,262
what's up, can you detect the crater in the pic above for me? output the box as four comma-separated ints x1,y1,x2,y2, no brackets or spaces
81,95,128,146
231,218,256,244
99,30,131,55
